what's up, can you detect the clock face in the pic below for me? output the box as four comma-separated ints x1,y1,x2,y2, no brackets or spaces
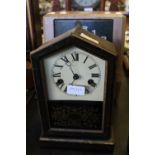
52,52,101,95
43,46,107,101
73,0,100,9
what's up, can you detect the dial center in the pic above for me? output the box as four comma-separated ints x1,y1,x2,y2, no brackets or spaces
73,73,80,80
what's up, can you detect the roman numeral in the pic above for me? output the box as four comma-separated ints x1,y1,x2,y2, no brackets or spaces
54,64,63,68
91,73,100,78
61,56,69,63
64,86,67,92
83,56,88,63
85,87,89,94
71,53,79,61
89,64,97,70
53,72,61,77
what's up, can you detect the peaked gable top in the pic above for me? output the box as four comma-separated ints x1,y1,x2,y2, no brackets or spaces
31,27,117,58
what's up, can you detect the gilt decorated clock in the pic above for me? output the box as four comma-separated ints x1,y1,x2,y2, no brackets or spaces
31,27,117,150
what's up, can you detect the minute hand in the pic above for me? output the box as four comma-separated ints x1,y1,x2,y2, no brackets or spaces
66,62,75,75
70,66,75,75
66,63,80,79
69,66,80,80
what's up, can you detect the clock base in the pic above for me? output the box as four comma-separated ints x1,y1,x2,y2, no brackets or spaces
39,129,114,152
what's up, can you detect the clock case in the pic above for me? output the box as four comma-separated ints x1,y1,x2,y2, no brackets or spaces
31,27,117,150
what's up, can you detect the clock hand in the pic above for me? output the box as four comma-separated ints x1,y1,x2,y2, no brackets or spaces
70,72,81,86
71,79,75,85
66,61,76,75
70,66,75,75
70,74,80,86
66,62,81,80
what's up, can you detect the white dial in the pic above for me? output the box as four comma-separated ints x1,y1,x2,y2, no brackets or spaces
43,46,107,101
52,52,101,95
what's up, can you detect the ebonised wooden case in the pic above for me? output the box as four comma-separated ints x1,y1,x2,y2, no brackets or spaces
31,27,117,151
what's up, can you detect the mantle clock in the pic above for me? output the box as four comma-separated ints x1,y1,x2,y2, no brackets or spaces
31,27,117,151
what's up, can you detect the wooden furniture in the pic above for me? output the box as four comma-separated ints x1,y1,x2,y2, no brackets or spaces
26,0,42,52
26,0,42,89
31,27,117,151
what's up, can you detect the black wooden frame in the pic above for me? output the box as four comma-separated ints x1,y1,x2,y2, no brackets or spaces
31,27,116,140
